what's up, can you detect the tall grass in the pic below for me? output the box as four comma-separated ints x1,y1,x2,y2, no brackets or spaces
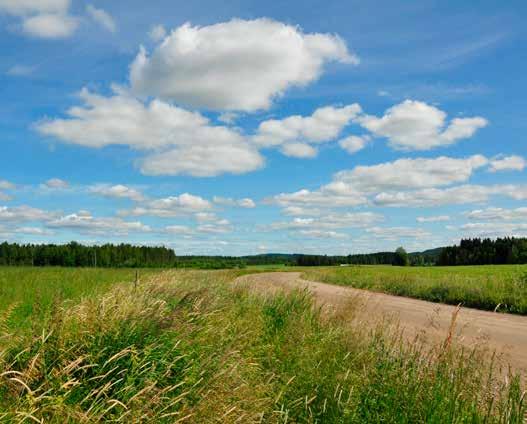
304,265,527,314
0,267,158,331
0,269,524,422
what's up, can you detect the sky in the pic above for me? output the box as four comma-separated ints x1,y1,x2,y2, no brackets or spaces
0,0,526,255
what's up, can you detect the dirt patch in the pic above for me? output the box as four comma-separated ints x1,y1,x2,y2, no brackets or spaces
235,272,527,376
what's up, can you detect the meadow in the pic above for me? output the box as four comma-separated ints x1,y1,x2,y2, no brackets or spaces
0,267,525,422
303,264,527,315
0,267,159,331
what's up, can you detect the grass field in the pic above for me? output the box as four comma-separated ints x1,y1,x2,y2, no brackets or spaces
0,267,159,331
303,264,527,315
0,267,525,422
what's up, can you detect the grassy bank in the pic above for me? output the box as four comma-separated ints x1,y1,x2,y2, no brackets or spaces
303,264,527,315
0,269,524,422
0,267,159,331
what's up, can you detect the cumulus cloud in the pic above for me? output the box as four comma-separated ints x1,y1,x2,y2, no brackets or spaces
0,0,68,15
366,226,431,239
298,229,348,239
89,184,145,202
356,100,487,150
416,215,450,223
488,155,526,173
269,212,383,232
339,135,371,154
332,155,488,193
0,205,55,222
280,143,317,158
455,222,527,238
123,193,212,218
272,187,368,209
197,219,232,234
36,87,263,177
253,104,361,147
0,0,78,39
165,225,193,235
465,207,527,221
22,13,78,38
213,196,256,208
130,18,357,111
47,210,150,236
43,178,69,189
86,4,116,33
373,184,524,207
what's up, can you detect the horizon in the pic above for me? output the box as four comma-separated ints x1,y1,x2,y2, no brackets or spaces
1,1,526,255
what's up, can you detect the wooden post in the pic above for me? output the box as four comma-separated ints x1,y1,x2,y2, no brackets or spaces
134,270,138,290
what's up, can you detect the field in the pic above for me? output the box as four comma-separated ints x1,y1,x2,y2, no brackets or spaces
0,266,525,422
303,264,527,315
0,267,160,331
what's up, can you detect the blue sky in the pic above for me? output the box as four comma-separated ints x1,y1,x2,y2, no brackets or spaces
0,0,526,255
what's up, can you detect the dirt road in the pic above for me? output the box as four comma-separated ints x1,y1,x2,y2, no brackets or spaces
235,272,527,375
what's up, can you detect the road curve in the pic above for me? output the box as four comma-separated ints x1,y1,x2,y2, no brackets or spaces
235,272,527,375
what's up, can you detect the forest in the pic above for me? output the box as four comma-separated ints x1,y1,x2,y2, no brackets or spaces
1,238,526,268
437,237,527,266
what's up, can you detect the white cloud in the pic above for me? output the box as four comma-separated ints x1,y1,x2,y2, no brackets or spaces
213,196,256,208
47,210,150,236
333,155,488,193
0,180,15,190
89,184,145,202
36,87,263,177
130,18,357,111
465,207,527,221
281,143,317,158
22,13,78,39
356,100,487,150
124,193,212,218
6,65,35,76
272,187,368,209
339,135,371,154
44,178,69,189
416,215,450,223
86,4,116,33
269,212,383,231
366,226,431,239
0,0,77,39
197,219,232,234
0,205,55,222
455,222,527,238
148,24,166,42
373,184,525,207
140,143,263,177
0,0,69,16
488,155,526,173
299,229,348,239
14,226,54,236
253,104,361,147
165,225,193,235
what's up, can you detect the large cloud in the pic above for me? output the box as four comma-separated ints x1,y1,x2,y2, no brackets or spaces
333,155,488,192
123,193,212,218
130,19,357,111
36,87,263,177
0,0,78,39
356,100,487,150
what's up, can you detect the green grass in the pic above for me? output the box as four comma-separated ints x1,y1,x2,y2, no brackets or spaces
303,264,527,314
0,269,524,422
0,267,159,330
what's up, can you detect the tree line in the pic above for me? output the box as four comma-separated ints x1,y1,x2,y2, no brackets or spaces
437,237,527,266
0,242,176,268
